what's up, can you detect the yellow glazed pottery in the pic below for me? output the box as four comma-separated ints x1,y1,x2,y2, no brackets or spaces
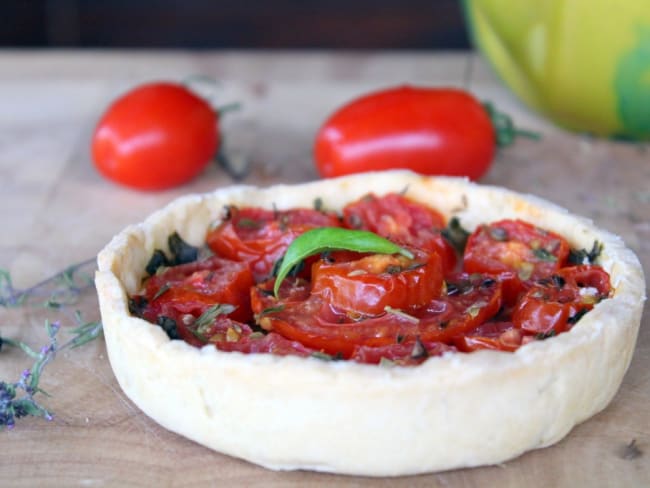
464,0,650,139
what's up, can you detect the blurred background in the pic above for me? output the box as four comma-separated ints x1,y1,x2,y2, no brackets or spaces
2,0,470,49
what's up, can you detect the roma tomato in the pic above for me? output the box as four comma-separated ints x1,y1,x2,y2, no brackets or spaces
92,82,218,190
314,86,497,180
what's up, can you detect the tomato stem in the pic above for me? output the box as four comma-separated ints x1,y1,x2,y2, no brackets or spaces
216,102,242,115
483,102,540,147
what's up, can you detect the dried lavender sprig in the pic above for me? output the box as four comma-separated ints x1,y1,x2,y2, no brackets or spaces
0,315,103,429
0,258,96,309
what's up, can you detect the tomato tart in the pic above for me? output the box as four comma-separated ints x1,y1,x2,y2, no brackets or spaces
96,170,645,476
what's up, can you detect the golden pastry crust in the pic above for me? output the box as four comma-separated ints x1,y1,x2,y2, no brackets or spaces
96,171,645,476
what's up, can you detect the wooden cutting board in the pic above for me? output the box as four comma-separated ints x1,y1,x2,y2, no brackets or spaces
0,50,648,487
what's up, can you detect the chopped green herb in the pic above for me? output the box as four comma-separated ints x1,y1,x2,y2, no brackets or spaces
145,250,169,276
569,241,604,265
157,316,179,340
481,278,496,288
441,217,471,254
168,232,198,265
311,351,334,361
532,248,557,262
384,306,420,324
255,305,285,320
237,218,262,230
551,275,566,288
535,330,557,340
567,308,588,325
489,226,508,241
222,205,234,220
194,304,237,331
128,296,148,317
152,283,171,301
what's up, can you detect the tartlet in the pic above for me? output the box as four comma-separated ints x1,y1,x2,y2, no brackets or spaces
96,171,645,476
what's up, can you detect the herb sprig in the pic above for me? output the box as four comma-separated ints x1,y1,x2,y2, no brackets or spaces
1,262,103,429
0,258,96,309
1,315,102,429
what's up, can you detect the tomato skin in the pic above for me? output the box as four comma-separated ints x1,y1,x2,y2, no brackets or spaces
463,219,570,305
142,256,254,324
314,86,495,180
453,321,524,352
311,247,443,316
251,272,502,358
92,82,218,190
512,265,611,335
350,340,455,365
343,193,457,273
206,207,341,279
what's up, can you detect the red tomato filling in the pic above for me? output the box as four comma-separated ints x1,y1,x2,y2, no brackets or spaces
130,193,612,365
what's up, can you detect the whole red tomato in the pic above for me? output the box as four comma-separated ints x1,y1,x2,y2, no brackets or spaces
92,82,218,190
314,86,497,180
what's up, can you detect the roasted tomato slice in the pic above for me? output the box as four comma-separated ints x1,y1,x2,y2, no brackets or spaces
342,193,457,273
310,247,443,316
175,314,254,347
212,331,315,357
453,321,525,352
251,272,501,358
512,265,611,335
206,206,341,279
141,256,254,324
349,340,455,365
463,219,571,305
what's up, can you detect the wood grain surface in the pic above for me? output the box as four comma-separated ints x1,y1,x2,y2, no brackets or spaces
0,50,648,487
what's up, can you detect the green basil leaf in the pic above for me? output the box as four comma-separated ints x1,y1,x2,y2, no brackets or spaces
273,227,413,297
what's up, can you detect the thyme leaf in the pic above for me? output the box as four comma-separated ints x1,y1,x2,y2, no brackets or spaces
0,259,96,308
194,304,237,331
255,305,285,320
532,248,557,262
1,313,103,429
310,351,335,361
152,283,171,301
